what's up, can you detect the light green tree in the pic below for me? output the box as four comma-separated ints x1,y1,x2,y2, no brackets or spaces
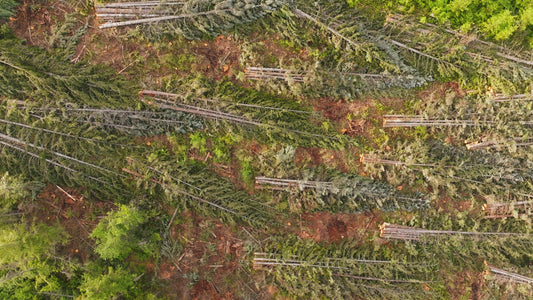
91,204,157,260
0,172,29,210
79,267,137,299
0,222,71,298
483,10,518,40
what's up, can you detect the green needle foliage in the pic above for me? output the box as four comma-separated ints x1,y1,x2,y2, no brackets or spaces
79,266,140,299
91,204,160,260
364,139,533,199
0,101,151,202
291,0,532,90
259,167,428,213
0,0,19,19
136,0,287,40
154,76,348,148
382,210,532,296
407,91,533,157
126,157,283,228
0,222,75,299
25,104,204,136
0,39,138,108
0,172,38,209
260,236,443,299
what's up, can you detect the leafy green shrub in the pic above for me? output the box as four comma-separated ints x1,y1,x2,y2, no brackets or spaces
212,133,235,162
240,160,254,187
347,0,533,45
79,267,138,299
165,53,198,71
91,204,159,260
0,222,73,298
0,172,30,208
189,131,207,155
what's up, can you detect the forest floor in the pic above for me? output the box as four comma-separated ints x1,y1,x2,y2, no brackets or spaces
6,0,490,298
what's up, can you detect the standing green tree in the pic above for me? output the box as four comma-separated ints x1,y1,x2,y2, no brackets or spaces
0,222,76,299
79,266,140,299
91,204,160,260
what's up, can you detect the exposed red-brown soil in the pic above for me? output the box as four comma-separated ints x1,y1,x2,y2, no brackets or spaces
418,81,467,101
293,146,360,174
193,35,242,81
444,270,487,300
27,185,115,263
190,280,222,300
85,30,243,83
435,197,477,213
312,97,371,137
157,211,264,299
10,0,71,48
296,211,381,243
470,271,486,300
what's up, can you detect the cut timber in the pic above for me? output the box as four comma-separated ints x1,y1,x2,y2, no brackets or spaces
359,154,435,167
95,1,184,8
488,265,533,285
379,222,520,241
383,115,479,127
139,90,339,140
95,1,185,25
255,176,333,189
466,137,533,150
0,133,124,178
253,253,434,283
98,10,231,28
491,93,533,102
483,200,533,219
244,66,429,86
245,67,307,82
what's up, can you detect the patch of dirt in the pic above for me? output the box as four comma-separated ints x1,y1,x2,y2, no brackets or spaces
158,211,260,299
470,272,485,300
193,35,242,81
293,146,358,173
418,81,467,101
444,270,486,300
296,211,381,243
142,135,174,152
326,218,348,242
294,147,324,166
314,97,354,122
84,27,158,73
312,97,373,138
190,280,220,300
260,33,308,63
265,285,283,299
10,0,72,48
435,197,476,213
25,184,115,263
